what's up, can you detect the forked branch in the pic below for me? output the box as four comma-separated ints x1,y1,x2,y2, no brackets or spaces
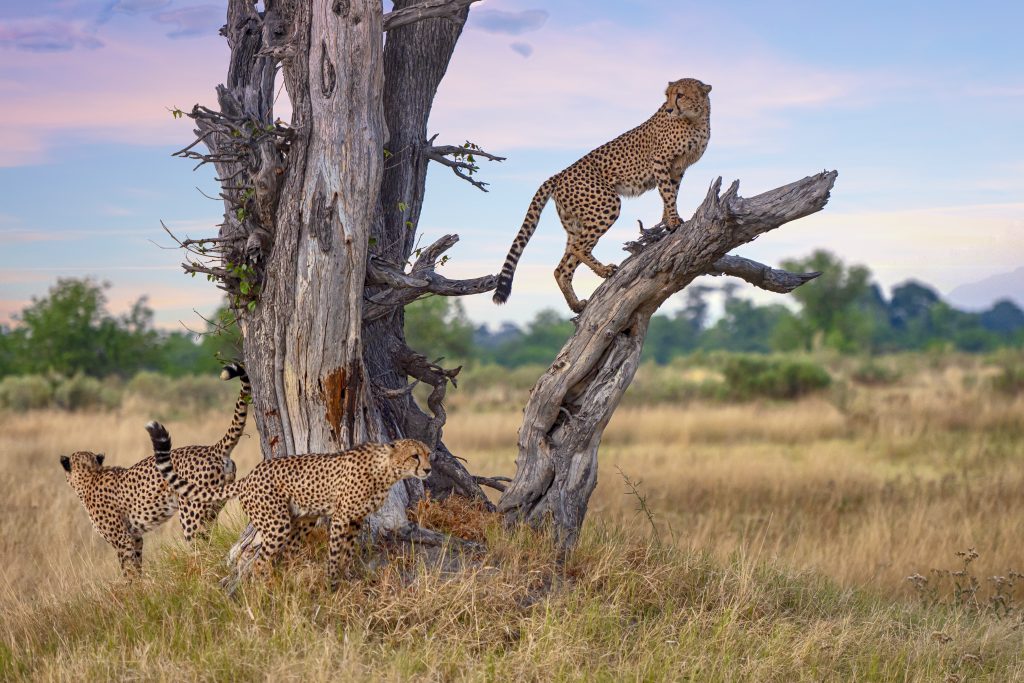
425,136,506,191
364,234,496,320
383,0,480,31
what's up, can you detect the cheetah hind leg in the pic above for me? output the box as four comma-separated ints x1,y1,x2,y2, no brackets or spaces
574,246,618,279
283,515,320,562
554,252,586,313
111,532,142,579
571,190,621,279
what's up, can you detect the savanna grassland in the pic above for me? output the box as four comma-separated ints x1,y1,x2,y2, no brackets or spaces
2,352,1024,681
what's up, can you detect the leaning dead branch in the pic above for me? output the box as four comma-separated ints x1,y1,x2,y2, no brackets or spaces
497,171,839,548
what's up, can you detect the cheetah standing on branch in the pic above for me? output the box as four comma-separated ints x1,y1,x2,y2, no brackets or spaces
493,78,712,313
59,364,250,577
147,421,432,592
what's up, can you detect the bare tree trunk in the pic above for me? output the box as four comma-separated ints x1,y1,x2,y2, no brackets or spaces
171,0,494,551
497,171,839,548
361,0,491,524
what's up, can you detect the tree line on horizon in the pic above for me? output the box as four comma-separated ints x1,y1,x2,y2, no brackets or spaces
1,250,1021,380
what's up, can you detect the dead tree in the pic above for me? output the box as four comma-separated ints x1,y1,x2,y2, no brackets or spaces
169,0,498,558
497,171,839,548
171,0,838,562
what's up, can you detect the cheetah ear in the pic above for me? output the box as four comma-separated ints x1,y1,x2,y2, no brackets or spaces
96,453,105,466
701,83,712,94
60,455,71,472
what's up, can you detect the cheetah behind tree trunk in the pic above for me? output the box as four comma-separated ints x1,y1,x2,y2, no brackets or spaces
147,422,432,592
59,364,250,578
493,77,712,313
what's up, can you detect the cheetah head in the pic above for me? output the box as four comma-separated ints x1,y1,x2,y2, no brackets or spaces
664,78,711,122
388,439,432,480
59,451,105,488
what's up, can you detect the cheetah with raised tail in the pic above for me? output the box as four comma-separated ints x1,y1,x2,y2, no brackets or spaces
59,363,250,577
147,421,431,591
493,78,712,313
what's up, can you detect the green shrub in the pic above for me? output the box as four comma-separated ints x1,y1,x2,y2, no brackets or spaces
53,373,120,411
0,375,54,411
721,355,831,400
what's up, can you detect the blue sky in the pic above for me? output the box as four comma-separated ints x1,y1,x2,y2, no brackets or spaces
1,0,1022,330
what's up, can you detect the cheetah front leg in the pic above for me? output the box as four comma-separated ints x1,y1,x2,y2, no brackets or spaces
653,160,683,229
327,516,362,591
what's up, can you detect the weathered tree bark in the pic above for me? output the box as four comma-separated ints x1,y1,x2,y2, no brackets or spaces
497,171,839,548
171,0,495,561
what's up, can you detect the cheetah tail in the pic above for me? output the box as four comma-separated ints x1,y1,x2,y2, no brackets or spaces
146,421,240,503
493,177,556,305
214,363,251,457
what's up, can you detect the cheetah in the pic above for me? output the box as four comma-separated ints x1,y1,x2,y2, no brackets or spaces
493,77,712,313
147,421,431,591
59,364,250,577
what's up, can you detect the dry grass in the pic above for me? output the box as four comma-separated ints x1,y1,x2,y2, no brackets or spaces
2,355,1024,679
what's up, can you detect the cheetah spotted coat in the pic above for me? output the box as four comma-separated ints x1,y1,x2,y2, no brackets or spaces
59,364,250,577
148,422,431,590
493,77,712,313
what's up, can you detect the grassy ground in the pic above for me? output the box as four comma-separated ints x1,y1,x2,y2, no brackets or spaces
2,354,1023,680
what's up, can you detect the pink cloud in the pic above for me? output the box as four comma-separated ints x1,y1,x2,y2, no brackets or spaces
431,19,871,152
0,18,102,52
0,31,228,166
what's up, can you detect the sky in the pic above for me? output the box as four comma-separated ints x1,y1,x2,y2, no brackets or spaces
1,0,1022,331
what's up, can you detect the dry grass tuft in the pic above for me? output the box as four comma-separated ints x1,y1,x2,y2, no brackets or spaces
411,493,498,544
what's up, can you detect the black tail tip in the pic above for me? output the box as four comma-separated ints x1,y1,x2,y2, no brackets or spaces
492,278,511,305
145,421,170,445
220,362,247,381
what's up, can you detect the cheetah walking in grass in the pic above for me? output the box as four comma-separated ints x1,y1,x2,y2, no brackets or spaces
59,364,250,577
147,421,431,591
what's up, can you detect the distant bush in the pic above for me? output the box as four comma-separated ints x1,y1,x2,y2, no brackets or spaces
991,360,1024,396
850,358,902,386
0,375,54,411
624,362,721,405
54,373,120,411
721,355,831,400
126,371,238,419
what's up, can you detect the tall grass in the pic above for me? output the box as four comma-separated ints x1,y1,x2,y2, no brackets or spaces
2,353,1023,679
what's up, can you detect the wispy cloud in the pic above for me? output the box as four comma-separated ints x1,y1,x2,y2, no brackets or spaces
0,19,102,52
0,30,224,166
509,42,532,58
153,4,223,38
471,9,549,36
97,0,173,23
0,228,164,244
